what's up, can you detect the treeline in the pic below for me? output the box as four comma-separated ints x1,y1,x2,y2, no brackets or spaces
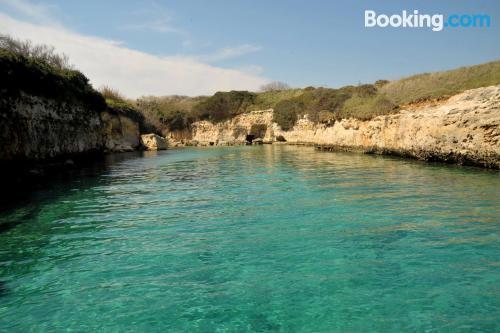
130,83,397,132
131,85,397,133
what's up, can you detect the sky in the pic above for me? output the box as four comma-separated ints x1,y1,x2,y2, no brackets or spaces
0,0,499,98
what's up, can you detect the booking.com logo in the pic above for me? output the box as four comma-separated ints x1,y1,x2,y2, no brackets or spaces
365,10,491,32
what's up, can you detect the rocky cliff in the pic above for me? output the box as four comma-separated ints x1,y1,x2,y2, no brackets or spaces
0,92,143,161
101,109,141,153
191,109,274,145
171,85,500,168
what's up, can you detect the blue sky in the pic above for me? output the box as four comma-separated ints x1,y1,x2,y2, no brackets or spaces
0,0,499,97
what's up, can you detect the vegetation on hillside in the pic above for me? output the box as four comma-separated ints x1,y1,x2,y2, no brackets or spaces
272,85,397,129
193,91,256,122
0,35,105,111
98,85,157,134
135,60,499,132
381,61,500,105
135,95,206,134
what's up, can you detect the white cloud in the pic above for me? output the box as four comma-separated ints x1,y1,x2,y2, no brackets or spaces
237,65,264,75
118,2,186,36
0,0,56,24
120,19,181,34
0,13,269,98
200,44,262,62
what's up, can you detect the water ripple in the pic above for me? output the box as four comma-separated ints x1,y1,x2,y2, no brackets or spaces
0,145,499,332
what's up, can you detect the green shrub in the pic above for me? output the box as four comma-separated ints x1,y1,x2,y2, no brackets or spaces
100,86,126,103
193,90,256,122
135,95,203,133
338,94,397,120
249,88,304,110
161,110,193,131
273,99,304,130
0,34,71,70
0,49,105,111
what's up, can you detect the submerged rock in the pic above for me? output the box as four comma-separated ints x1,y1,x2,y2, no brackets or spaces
140,134,168,151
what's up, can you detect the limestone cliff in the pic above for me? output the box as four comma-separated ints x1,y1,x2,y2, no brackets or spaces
140,134,168,151
278,85,500,168
101,110,141,152
170,109,275,146
171,85,500,168
0,92,143,161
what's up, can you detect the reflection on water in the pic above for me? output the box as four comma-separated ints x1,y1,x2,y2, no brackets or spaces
0,145,499,332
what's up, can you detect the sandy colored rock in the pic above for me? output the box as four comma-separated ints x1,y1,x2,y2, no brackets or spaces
140,134,168,150
277,85,500,168
101,111,141,152
0,93,105,160
170,109,275,146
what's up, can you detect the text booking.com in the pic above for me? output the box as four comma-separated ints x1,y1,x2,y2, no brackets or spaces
365,10,491,32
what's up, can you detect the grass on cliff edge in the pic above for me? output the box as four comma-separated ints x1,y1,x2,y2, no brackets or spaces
381,60,500,105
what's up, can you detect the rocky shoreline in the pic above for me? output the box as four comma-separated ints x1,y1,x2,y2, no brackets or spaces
1,85,498,171
168,85,500,169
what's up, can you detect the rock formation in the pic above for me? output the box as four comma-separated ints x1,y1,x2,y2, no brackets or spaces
0,92,145,161
140,134,168,151
277,85,500,168
173,109,275,146
101,110,141,152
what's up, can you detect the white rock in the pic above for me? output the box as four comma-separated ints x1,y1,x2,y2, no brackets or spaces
140,134,168,151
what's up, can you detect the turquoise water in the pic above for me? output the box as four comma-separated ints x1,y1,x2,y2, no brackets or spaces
0,145,499,332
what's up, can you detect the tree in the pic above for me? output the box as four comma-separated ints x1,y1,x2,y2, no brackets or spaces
260,81,291,92
0,34,71,70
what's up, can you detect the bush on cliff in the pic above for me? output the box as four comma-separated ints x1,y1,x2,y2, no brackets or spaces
0,34,71,70
0,36,106,111
135,95,204,133
99,86,158,134
273,99,304,130
249,88,305,110
193,91,256,122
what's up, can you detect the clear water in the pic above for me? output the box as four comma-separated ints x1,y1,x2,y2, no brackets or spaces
0,145,499,332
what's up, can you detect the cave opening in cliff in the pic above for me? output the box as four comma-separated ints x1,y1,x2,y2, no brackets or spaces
246,134,255,144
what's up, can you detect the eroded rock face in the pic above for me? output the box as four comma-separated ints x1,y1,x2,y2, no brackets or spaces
170,109,275,146
0,94,105,160
101,111,141,152
277,85,500,168
174,86,500,168
140,134,168,150
0,93,143,161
